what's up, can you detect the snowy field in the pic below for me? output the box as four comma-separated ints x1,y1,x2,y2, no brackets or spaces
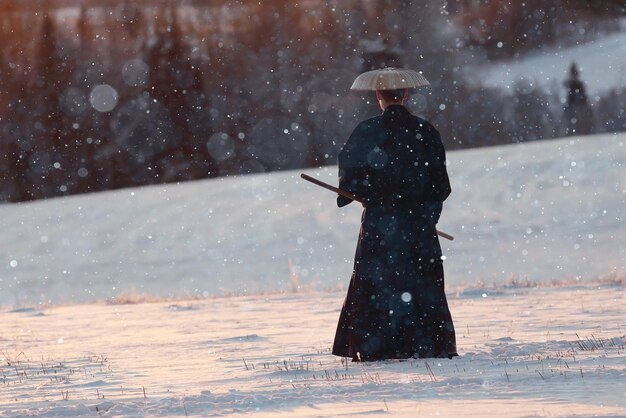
1,283,624,417
0,132,624,416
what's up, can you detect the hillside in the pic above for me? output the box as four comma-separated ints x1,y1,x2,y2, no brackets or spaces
471,21,626,96
0,132,623,307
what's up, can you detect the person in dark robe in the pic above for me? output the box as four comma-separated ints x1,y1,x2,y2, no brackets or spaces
332,69,457,361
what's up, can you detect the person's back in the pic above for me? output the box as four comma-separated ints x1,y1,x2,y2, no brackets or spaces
332,75,457,361
337,103,450,253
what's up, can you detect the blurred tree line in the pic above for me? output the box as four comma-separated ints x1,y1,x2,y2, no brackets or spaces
0,0,624,202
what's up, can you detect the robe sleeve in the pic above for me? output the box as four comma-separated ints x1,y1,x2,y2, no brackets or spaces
419,126,451,225
337,122,372,207
337,160,354,207
426,127,451,202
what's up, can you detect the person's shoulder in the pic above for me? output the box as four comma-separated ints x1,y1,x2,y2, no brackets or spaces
410,115,441,142
341,115,384,156
413,115,438,133
352,114,384,132
409,115,445,153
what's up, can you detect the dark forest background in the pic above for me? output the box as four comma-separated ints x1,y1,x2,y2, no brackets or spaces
1,0,625,202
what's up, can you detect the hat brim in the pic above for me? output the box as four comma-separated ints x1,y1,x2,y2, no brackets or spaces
350,68,430,91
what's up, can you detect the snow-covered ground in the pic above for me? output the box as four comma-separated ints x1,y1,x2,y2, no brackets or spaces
0,133,623,307
470,26,626,96
1,283,624,417
0,132,624,416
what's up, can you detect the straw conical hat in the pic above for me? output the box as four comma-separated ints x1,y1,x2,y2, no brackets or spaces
350,67,430,91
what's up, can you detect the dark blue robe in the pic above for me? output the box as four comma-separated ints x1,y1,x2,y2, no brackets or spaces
332,104,457,361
